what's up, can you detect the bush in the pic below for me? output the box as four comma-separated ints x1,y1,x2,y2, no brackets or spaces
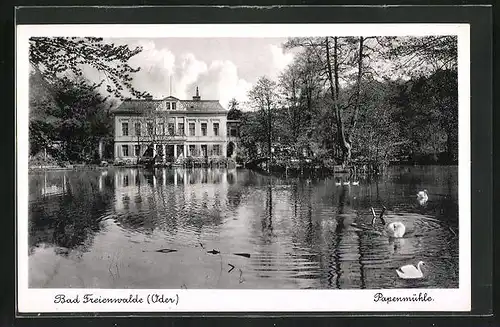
29,151,59,167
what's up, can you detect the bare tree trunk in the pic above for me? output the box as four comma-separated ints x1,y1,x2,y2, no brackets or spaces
325,37,351,165
267,100,272,172
350,36,364,137
291,78,298,144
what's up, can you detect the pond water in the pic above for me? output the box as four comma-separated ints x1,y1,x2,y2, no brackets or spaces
28,166,459,289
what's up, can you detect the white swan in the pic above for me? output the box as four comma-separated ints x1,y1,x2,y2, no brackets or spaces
343,181,350,186
417,189,429,204
396,261,425,279
372,206,406,238
352,181,359,186
335,181,342,186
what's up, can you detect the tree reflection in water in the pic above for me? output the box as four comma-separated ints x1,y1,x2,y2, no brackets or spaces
29,170,114,256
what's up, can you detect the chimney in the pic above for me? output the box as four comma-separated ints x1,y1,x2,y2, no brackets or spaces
192,86,201,101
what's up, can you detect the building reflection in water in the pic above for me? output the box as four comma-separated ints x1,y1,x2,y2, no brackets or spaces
40,171,67,197
112,168,232,236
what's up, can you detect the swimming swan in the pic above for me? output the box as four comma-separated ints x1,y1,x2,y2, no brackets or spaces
372,206,406,238
396,261,425,279
335,180,342,186
343,181,350,186
417,190,429,204
352,181,360,186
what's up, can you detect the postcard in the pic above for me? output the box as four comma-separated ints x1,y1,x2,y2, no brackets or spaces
17,23,471,313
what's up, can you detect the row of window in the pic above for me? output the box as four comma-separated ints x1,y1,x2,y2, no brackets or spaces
121,122,220,137
120,144,222,157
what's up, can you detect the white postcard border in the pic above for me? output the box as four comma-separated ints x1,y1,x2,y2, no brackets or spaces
16,23,471,313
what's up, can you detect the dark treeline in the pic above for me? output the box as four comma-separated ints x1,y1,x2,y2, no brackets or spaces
29,72,115,163
234,36,458,169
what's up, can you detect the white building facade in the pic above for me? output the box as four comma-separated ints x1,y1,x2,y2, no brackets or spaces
112,88,235,162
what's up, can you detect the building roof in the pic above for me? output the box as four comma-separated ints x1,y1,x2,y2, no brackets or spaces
112,98,227,115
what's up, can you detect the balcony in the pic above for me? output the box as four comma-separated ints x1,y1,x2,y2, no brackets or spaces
185,135,227,142
115,132,188,142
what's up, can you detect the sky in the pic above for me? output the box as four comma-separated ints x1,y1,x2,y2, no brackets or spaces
101,37,295,109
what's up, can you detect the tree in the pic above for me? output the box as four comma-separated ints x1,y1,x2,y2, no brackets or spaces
29,37,151,100
392,69,458,162
134,109,175,163
380,36,457,75
278,49,323,157
285,36,380,165
29,37,152,163
227,98,243,120
29,72,113,162
238,111,265,160
235,36,459,169
247,76,280,166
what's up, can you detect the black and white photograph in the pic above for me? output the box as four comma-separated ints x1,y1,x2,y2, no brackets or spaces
17,23,471,312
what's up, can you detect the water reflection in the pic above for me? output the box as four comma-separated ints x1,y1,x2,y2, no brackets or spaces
28,166,459,289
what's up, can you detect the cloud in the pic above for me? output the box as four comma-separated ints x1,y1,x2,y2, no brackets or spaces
77,39,266,107
173,53,208,99
186,60,252,108
123,42,252,107
126,40,176,98
269,44,294,78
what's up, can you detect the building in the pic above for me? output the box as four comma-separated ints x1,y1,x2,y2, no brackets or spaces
111,88,239,163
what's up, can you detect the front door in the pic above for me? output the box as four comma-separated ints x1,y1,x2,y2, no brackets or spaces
165,145,175,162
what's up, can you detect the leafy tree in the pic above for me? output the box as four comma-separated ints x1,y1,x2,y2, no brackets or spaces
380,36,457,75
29,71,113,162
392,69,458,162
238,112,259,159
29,37,151,100
247,76,280,163
284,36,384,165
29,37,152,164
278,49,324,157
227,98,243,120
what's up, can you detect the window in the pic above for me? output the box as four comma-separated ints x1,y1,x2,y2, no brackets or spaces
213,123,219,136
201,123,207,136
134,122,141,136
168,123,175,135
201,144,207,157
189,123,196,136
178,123,185,135
213,144,220,156
122,145,129,156
177,145,184,156
189,145,196,156
147,122,153,135
134,145,141,156
230,128,238,137
172,102,176,110
159,123,165,135
166,102,171,110
122,122,129,136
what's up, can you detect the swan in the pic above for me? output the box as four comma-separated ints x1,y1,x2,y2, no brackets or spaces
417,190,429,204
343,181,350,186
372,206,406,238
335,180,342,186
352,181,360,186
396,261,425,279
